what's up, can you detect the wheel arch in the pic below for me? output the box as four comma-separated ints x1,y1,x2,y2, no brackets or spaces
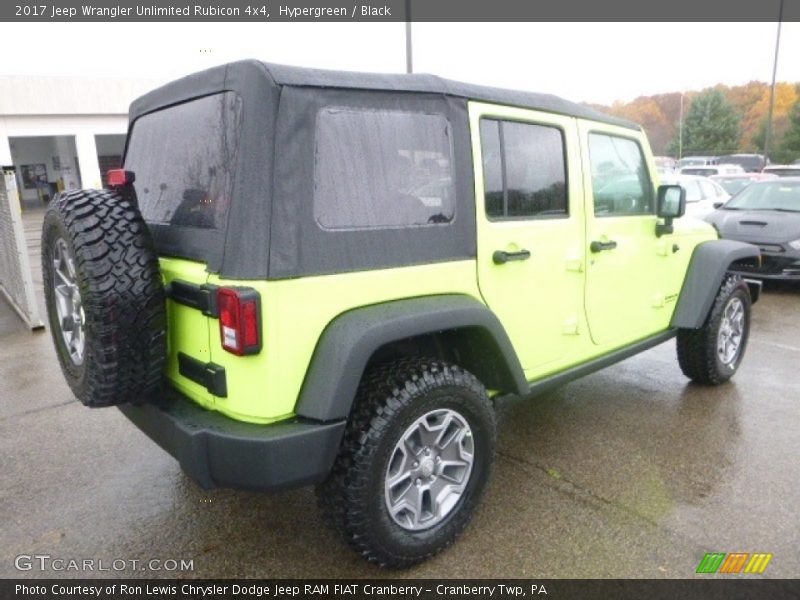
671,239,760,330
294,295,528,422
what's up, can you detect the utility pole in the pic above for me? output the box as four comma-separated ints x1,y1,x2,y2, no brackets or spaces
764,0,784,163
405,0,413,74
678,91,685,159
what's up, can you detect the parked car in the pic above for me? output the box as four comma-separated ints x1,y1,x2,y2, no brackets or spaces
40,60,760,569
654,155,677,172
677,156,718,169
705,178,800,280
679,164,744,177
762,164,800,178
711,172,779,195
716,154,767,173
661,173,730,219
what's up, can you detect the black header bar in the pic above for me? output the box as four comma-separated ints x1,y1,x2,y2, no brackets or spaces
2,0,799,22
4,579,800,600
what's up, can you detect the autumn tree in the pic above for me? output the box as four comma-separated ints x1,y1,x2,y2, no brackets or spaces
670,89,741,156
778,100,800,163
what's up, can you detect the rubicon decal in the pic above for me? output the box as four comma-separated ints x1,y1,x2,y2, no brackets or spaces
696,552,773,574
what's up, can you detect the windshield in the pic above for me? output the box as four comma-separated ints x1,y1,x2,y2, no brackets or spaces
765,168,800,177
725,181,800,212
681,167,717,177
715,178,754,195
717,155,764,171
678,158,710,167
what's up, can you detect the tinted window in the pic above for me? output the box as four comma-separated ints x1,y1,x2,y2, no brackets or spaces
480,120,504,217
125,92,242,230
314,108,455,230
479,119,567,219
589,134,654,216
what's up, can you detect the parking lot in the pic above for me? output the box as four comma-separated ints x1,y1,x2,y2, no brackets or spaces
1,209,798,579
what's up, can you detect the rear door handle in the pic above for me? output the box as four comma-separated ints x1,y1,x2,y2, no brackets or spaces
493,249,531,264
590,240,618,253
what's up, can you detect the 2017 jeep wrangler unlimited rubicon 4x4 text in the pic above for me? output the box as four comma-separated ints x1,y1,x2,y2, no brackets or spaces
42,61,760,568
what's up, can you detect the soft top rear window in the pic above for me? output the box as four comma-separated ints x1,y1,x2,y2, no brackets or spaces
125,92,242,232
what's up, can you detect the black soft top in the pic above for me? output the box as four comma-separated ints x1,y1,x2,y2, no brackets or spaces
126,61,640,280
130,59,638,130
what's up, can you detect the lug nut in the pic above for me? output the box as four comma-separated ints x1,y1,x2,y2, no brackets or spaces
413,461,419,468
415,478,421,486
435,456,441,463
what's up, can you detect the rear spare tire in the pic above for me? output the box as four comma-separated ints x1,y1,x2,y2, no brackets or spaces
41,189,166,407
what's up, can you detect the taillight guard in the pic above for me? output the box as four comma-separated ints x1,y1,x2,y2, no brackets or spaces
217,287,262,356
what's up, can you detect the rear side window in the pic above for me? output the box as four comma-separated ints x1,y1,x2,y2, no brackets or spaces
314,108,455,230
479,119,568,219
589,133,654,216
124,92,242,230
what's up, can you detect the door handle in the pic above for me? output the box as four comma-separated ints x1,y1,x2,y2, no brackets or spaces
493,249,531,264
590,240,618,253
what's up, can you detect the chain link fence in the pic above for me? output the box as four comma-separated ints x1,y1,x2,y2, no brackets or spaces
0,167,44,330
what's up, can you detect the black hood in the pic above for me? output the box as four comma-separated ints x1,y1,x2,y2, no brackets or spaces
706,209,800,243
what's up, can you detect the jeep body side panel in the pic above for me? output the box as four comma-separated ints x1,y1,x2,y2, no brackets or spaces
671,239,760,329
206,261,485,423
295,295,528,422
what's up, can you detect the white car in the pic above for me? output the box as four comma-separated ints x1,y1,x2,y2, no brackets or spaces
679,164,744,177
762,164,800,178
660,174,730,219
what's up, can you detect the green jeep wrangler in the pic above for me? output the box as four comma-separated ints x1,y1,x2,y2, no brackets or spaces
42,61,760,568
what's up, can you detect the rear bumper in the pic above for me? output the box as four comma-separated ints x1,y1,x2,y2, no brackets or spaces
118,390,346,491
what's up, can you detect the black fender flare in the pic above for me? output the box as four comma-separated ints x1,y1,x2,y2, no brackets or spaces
295,295,528,422
671,239,760,329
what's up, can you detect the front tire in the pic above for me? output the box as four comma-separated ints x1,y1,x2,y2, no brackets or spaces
317,358,496,568
677,274,751,385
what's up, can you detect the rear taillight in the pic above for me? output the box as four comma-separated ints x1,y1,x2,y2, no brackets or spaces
217,287,261,356
106,169,135,187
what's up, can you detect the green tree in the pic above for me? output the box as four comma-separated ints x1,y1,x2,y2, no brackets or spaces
778,100,800,163
669,89,741,156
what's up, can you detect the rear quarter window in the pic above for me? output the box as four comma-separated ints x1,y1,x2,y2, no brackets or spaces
124,92,242,231
313,108,455,230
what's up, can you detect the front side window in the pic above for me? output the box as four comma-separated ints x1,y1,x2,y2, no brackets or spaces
480,119,568,219
589,133,654,217
314,108,455,230
125,92,242,230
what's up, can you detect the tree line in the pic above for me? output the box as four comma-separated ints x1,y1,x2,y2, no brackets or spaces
589,81,800,163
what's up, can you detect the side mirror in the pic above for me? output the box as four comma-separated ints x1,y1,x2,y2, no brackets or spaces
656,184,686,237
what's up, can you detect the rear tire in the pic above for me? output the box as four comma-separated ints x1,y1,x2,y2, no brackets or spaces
677,274,751,385
317,358,496,568
41,189,166,407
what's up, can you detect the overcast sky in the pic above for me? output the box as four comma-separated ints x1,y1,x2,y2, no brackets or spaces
2,22,799,105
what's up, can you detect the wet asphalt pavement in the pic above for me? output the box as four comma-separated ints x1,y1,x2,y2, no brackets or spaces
1,210,798,579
